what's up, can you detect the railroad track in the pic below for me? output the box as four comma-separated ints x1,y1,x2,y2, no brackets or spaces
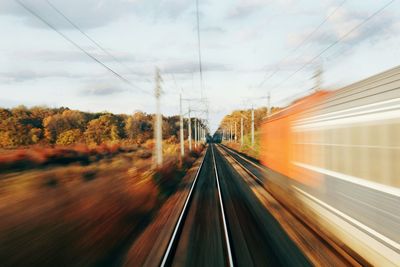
160,143,313,267
160,144,234,267
158,143,359,266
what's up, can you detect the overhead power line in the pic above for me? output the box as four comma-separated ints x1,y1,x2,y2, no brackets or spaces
44,0,152,84
195,0,204,98
257,0,347,89
15,0,150,95
270,0,396,96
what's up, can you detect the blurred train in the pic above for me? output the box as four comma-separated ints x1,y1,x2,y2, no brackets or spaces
259,66,400,266
210,132,223,143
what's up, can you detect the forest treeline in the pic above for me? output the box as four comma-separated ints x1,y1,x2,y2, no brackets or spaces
218,106,280,136
0,105,201,148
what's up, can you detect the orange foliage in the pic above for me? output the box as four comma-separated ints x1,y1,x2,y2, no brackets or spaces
0,141,204,267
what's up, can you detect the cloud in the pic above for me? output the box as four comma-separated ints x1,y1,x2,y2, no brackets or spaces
18,49,139,64
156,0,193,19
0,0,192,29
238,56,317,75
288,6,397,48
329,7,395,45
236,28,260,42
161,60,230,74
10,49,156,81
227,0,292,19
80,84,127,96
0,69,85,83
202,26,226,33
227,0,267,19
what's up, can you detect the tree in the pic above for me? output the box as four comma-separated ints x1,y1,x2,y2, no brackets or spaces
84,114,121,144
218,107,271,139
124,112,152,143
56,129,82,145
43,110,86,143
30,128,42,144
163,116,179,138
0,117,31,147
30,106,55,123
0,105,186,148
0,108,11,121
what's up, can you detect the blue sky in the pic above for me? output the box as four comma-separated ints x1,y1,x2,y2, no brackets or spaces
0,0,399,132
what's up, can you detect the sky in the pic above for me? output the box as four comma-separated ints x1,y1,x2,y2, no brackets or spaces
0,0,399,132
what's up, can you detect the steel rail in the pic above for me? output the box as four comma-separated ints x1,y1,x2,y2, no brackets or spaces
159,147,207,267
211,144,234,267
220,144,265,173
217,144,364,266
217,145,263,185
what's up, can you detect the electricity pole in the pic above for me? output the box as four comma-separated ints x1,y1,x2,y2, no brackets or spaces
241,117,244,146
314,64,323,92
179,94,184,157
230,123,232,142
267,91,271,117
194,117,198,148
188,107,192,151
251,107,255,148
154,68,163,166
200,124,203,143
234,121,237,142
197,120,200,144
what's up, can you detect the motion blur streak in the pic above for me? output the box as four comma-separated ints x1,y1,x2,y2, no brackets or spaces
260,65,400,266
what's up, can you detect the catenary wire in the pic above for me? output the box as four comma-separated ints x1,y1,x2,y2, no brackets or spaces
269,0,396,100
44,0,152,84
257,0,347,89
15,0,150,95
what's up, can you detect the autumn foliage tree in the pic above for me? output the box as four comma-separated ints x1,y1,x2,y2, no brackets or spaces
56,129,82,145
43,110,86,143
125,112,153,144
0,106,190,148
0,106,42,147
84,114,123,145
219,106,281,138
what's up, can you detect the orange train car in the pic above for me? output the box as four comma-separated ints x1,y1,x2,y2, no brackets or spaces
259,90,332,187
258,65,400,266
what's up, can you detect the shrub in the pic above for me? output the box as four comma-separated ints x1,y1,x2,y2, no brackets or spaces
153,160,182,197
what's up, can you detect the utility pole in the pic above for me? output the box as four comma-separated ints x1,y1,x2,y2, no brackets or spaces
154,67,163,166
194,117,198,148
200,125,202,143
313,64,323,92
197,120,200,144
200,124,203,142
241,116,244,146
267,91,271,117
179,94,184,157
251,107,255,148
188,107,192,151
230,124,232,142
234,121,237,142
